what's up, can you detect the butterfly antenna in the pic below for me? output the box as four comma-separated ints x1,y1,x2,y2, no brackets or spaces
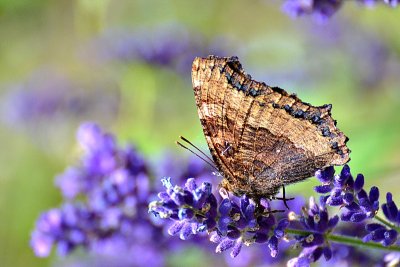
179,136,216,164
176,140,219,172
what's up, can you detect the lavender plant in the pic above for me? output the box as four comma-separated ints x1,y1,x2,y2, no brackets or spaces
32,122,400,266
30,123,228,266
150,165,400,266
84,24,233,76
1,70,119,129
31,122,170,266
282,0,398,21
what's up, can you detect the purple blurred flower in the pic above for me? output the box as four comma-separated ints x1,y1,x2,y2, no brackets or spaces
282,0,343,21
31,122,164,265
385,0,399,7
282,0,398,20
84,24,234,75
154,152,218,190
1,69,119,128
304,19,392,91
31,204,92,257
1,70,72,129
383,252,400,266
0,70,119,154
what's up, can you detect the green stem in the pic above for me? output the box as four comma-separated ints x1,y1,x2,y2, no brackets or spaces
375,215,400,232
286,228,400,252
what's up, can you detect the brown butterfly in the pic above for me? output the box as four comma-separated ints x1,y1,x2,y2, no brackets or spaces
190,55,350,199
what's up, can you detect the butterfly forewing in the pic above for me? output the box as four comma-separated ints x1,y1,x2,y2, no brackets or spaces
192,56,350,198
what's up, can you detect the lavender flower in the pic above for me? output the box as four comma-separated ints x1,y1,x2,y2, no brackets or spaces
314,165,379,222
1,70,119,128
287,197,338,265
359,0,399,7
363,223,398,246
149,179,289,258
282,0,344,21
31,204,92,257
384,0,399,7
314,165,400,248
282,0,398,20
84,24,233,75
382,252,400,266
32,123,400,266
0,70,119,154
382,192,400,225
154,152,218,190
150,164,400,266
362,192,400,247
31,122,165,266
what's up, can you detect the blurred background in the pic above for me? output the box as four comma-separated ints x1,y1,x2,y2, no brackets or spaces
0,0,399,266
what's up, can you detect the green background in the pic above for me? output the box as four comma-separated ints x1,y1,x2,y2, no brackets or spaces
0,1,399,266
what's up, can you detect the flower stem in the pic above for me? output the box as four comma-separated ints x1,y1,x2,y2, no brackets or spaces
286,228,400,252
375,215,400,232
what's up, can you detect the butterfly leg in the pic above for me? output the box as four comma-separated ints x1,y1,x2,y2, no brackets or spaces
272,185,295,210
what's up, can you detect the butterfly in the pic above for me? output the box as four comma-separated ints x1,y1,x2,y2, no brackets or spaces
190,55,350,199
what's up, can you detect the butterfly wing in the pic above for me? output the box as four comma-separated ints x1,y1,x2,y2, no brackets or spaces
192,56,350,197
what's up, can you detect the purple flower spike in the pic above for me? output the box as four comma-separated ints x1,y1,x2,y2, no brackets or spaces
364,221,398,247
354,174,365,192
168,221,185,236
34,122,400,266
151,178,291,259
382,192,399,223
282,0,343,21
322,246,333,261
227,227,241,239
288,246,323,267
340,165,351,180
289,196,346,265
274,219,289,238
350,212,367,223
179,222,196,240
230,239,243,258
282,0,398,21
32,122,170,264
30,232,54,257
315,166,335,183
219,198,232,215
314,184,333,194
343,193,354,205
315,165,380,223
254,232,269,243
366,223,386,232
150,178,218,237
334,173,347,188
369,187,380,203
326,195,343,206
385,0,399,7
216,238,236,253
268,235,279,257
184,177,197,191
383,230,398,246
328,215,339,228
